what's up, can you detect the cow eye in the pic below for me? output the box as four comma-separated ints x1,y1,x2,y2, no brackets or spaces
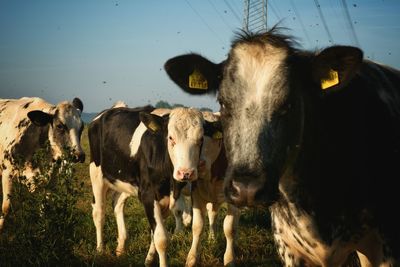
169,136,176,146
56,123,66,132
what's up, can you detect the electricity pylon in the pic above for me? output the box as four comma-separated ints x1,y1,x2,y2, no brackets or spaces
243,0,268,33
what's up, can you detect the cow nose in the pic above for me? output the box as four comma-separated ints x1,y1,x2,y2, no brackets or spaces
225,180,262,207
177,168,195,181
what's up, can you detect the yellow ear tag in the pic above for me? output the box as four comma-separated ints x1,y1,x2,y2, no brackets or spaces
148,121,159,132
189,69,208,90
212,131,223,140
321,69,339,90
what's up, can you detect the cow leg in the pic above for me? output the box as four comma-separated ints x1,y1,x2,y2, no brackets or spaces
223,203,239,266
0,168,12,231
112,191,130,256
144,199,168,267
145,231,157,267
90,162,108,253
171,190,185,234
206,202,219,240
186,191,206,267
182,194,192,227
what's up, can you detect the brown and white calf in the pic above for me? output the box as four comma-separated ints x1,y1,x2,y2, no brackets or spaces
88,105,221,267
0,97,85,231
177,111,239,267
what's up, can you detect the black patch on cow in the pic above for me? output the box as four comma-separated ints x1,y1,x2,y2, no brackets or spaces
11,123,50,166
22,101,33,109
16,118,30,129
72,97,84,112
51,111,72,149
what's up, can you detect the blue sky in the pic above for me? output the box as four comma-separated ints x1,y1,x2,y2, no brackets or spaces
0,0,399,112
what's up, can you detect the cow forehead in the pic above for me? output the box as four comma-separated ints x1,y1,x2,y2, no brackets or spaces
223,42,289,121
168,107,204,140
55,101,82,129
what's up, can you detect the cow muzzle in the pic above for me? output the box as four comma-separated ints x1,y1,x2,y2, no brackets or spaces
224,180,264,207
175,167,197,182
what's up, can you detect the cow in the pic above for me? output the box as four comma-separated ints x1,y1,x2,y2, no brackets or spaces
164,27,400,267
184,110,239,267
0,96,85,231
88,105,221,267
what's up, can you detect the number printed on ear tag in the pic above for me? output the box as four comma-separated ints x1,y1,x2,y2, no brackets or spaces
321,69,339,90
189,69,208,90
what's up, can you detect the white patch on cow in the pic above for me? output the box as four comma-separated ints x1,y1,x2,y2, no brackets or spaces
168,107,204,181
129,109,171,158
92,101,127,122
129,122,147,158
270,202,354,266
228,43,289,167
105,179,139,196
112,101,128,108
0,97,53,160
153,200,168,267
92,112,104,122
89,162,108,252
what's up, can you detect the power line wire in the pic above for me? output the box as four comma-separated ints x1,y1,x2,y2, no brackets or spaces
289,0,312,47
207,0,235,32
328,0,352,44
313,0,334,43
223,0,242,24
268,1,281,21
184,0,225,45
232,0,243,19
340,0,360,47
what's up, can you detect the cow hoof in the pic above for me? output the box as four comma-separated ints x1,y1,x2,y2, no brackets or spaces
224,253,235,267
185,254,197,267
115,248,125,257
96,246,104,254
182,212,192,227
145,253,157,267
0,216,4,227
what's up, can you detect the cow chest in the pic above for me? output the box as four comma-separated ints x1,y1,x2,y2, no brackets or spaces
270,201,354,267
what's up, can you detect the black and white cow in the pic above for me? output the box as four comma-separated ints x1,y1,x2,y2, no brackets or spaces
164,28,400,266
88,105,220,266
0,96,85,231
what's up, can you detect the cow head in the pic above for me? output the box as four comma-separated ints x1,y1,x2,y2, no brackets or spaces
164,29,363,207
140,107,206,182
27,97,85,163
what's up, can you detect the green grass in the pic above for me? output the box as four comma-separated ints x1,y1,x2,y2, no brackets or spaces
0,126,282,267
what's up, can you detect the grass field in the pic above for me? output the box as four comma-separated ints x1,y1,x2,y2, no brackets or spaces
0,126,282,267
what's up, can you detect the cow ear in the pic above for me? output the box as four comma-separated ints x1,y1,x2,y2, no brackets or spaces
139,112,164,134
27,110,53,126
312,46,363,92
164,53,223,95
72,97,84,113
204,120,223,140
